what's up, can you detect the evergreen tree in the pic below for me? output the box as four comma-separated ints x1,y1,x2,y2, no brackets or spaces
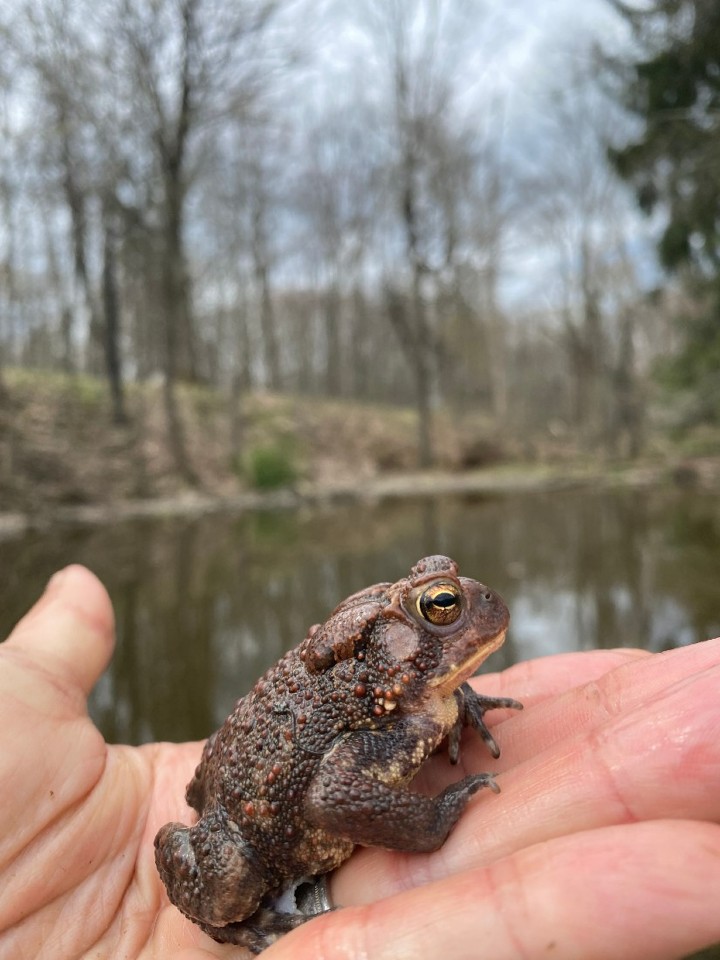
608,0,720,422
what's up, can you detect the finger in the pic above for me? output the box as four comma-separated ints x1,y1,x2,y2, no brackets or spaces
281,820,720,960
5,564,115,698
444,648,650,769
466,636,720,773
336,641,720,904
473,646,649,704
150,909,255,959
449,660,720,858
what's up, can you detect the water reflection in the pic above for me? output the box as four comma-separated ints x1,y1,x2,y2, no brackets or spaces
1,488,719,745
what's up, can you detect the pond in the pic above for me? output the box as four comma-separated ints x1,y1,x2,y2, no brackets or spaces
1,485,719,746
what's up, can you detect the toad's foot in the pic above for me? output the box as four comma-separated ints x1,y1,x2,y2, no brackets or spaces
450,684,523,761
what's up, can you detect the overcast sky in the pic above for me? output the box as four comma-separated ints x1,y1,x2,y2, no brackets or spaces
300,0,634,149
287,0,652,312
473,0,631,125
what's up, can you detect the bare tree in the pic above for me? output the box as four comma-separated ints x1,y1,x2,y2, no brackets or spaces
522,65,650,453
113,0,287,477
5,2,104,375
0,0,671,485
292,104,378,397
356,0,505,465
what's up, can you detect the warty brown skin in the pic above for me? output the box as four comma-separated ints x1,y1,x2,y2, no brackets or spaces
154,555,522,953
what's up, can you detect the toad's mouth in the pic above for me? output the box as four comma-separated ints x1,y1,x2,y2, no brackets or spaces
427,628,507,695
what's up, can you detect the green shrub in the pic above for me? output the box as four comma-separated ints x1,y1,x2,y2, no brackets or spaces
244,442,298,490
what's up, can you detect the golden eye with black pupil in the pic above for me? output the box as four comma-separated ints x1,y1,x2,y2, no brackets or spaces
417,583,462,626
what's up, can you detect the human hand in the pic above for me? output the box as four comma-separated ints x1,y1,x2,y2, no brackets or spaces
302,633,720,960
1,566,719,960
0,565,213,959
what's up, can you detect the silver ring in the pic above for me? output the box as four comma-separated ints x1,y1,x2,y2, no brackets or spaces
295,874,334,916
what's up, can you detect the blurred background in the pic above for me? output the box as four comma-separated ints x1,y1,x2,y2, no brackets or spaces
1,0,720,747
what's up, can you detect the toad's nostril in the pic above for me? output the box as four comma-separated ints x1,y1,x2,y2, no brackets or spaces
483,592,492,601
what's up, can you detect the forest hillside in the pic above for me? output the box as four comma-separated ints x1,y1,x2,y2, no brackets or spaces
2,368,719,529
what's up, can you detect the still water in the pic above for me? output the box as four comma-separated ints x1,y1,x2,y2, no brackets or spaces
1,486,719,745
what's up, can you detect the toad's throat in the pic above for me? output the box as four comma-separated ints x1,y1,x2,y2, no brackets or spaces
428,629,507,695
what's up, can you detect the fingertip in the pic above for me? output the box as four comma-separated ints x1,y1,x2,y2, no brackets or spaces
45,563,115,629
8,564,115,697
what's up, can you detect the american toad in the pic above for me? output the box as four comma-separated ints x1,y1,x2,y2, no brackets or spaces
155,555,521,952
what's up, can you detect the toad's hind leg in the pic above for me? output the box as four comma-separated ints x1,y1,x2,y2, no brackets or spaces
154,811,264,930
185,731,218,812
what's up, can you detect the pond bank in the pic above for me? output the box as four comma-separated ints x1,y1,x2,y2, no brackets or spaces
4,371,720,541
0,459,693,541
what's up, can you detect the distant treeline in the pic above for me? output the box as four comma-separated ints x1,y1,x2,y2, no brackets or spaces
0,0,714,471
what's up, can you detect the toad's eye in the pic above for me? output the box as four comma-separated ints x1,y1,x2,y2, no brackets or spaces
417,583,462,626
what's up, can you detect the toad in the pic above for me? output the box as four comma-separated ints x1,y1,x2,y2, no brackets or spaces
155,555,522,953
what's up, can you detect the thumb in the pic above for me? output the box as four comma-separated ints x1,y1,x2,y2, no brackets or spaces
6,564,115,698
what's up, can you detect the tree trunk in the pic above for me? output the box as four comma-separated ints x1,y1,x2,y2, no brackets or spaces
163,362,197,486
482,256,509,425
58,111,104,375
414,354,433,469
230,370,245,465
251,192,281,390
350,284,369,399
610,311,644,458
259,266,280,391
399,138,436,467
385,287,434,469
162,222,198,485
578,234,607,446
0,172,19,368
60,306,74,373
159,119,197,481
324,278,342,396
410,277,434,468
164,176,198,382
101,212,127,425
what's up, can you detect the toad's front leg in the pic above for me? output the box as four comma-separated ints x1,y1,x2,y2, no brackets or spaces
304,719,499,853
448,683,523,762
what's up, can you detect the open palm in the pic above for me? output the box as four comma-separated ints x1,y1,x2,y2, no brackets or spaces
1,565,719,960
